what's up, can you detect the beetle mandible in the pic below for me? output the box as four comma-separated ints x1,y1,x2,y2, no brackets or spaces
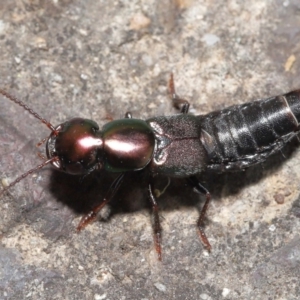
1,74,299,260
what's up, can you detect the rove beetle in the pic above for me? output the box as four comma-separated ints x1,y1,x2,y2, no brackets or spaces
1,74,300,260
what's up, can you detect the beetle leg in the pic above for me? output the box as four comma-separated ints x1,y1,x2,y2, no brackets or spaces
186,176,212,252
168,73,190,114
125,112,132,118
76,173,126,232
148,180,163,261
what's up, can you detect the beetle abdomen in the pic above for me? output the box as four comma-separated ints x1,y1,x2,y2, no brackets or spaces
200,90,300,171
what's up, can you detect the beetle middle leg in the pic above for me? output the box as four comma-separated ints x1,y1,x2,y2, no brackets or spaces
168,73,190,114
148,179,163,261
169,74,212,252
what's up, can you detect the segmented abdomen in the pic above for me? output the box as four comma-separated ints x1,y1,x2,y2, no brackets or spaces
200,90,300,171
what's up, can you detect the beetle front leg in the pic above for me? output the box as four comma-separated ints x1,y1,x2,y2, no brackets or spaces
187,176,212,252
168,73,190,114
76,173,126,232
148,180,163,261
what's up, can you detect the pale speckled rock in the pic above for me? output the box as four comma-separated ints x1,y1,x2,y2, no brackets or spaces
0,0,300,299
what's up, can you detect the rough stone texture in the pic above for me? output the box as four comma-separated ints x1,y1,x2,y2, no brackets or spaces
0,0,300,299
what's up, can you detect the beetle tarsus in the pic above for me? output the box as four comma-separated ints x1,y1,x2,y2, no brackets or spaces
77,211,98,232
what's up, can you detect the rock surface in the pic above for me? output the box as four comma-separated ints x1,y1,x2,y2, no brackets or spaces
0,1,300,299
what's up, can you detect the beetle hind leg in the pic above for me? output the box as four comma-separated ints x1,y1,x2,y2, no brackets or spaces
187,176,212,252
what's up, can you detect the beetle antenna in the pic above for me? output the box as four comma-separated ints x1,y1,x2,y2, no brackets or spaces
0,156,59,198
0,89,57,132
